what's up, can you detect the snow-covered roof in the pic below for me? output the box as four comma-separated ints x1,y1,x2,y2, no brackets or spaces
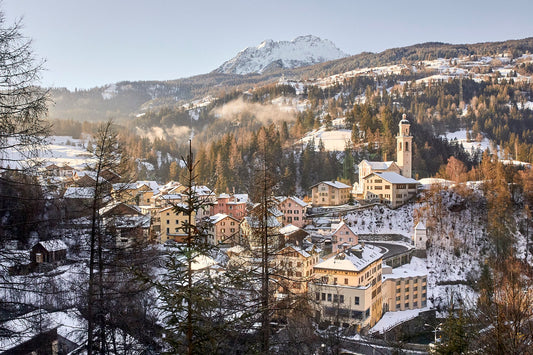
360,160,396,170
232,194,249,203
314,244,385,272
418,178,453,188
282,244,311,258
191,185,213,196
210,213,230,224
227,245,245,254
100,202,142,217
191,255,216,271
367,171,419,184
382,258,427,280
279,224,301,235
159,204,187,213
415,221,426,230
158,193,184,200
112,182,137,190
311,180,351,189
278,195,308,207
243,215,282,228
136,180,160,193
37,239,67,251
63,186,95,199
331,220,357,236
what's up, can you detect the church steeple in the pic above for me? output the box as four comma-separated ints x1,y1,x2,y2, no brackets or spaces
396,114,413,178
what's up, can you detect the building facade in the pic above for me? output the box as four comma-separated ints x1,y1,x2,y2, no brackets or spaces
311,181,352,207
310,244,385,329
362,172,419,208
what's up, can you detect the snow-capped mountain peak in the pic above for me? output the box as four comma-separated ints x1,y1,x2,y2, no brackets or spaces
215,35,349,75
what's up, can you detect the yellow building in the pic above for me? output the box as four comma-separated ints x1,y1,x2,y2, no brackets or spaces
310,244,385,329
311,181,352,207
152,205,195,243
275,244,320,294
381,263,427,313
362,172,419,208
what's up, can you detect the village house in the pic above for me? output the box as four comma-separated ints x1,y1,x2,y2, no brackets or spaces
279,224,309,247
276,196,308,228
99,202,150,247
275,243,320,295
381,263,428,313
362,172,419,208
191,185,216,221
45,164,76,178
311,180,352,207
63,186,96,218
207,213,240,245
152,205,195,243
31,239,68,264
240,214,283,250
211,193,249,220
330,220,358,252
310,244,385,329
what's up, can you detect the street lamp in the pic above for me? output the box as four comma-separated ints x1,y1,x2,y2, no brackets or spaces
425,323,442,344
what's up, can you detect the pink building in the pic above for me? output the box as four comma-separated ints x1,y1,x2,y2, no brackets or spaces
210,193,248,220
331,220,358,252
277,196,308,228
207,213,240,245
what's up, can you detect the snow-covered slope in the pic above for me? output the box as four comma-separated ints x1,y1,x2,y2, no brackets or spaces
215,35,348,75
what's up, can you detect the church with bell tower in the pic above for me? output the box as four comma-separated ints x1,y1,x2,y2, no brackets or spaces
353,114,419,207
395,114,413,179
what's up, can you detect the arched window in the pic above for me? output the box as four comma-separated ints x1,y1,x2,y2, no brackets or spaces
405,142,409,151
399,142,402,151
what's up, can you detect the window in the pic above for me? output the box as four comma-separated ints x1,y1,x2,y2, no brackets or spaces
316,293,320,301
333,294,338,303
351,310,363,320
339,295,344,304
166,220,170,224
333,277,337,285
405,287,409,293
355,296,360,305
413,301,418,307
405,302,409,308
321,293,326,301
396,296,400,301
175,220,179,224
344,278,348,285
327,294,332,302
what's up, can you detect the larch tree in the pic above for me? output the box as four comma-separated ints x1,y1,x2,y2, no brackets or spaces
0,9,51,347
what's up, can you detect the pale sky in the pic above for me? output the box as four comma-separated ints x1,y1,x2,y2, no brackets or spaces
3,0,533,90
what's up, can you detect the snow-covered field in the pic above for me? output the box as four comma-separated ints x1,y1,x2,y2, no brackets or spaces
441,129,492,156
1,136,93,170
299,128,352,151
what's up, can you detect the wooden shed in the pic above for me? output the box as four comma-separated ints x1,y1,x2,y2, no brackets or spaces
31,239,68,263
